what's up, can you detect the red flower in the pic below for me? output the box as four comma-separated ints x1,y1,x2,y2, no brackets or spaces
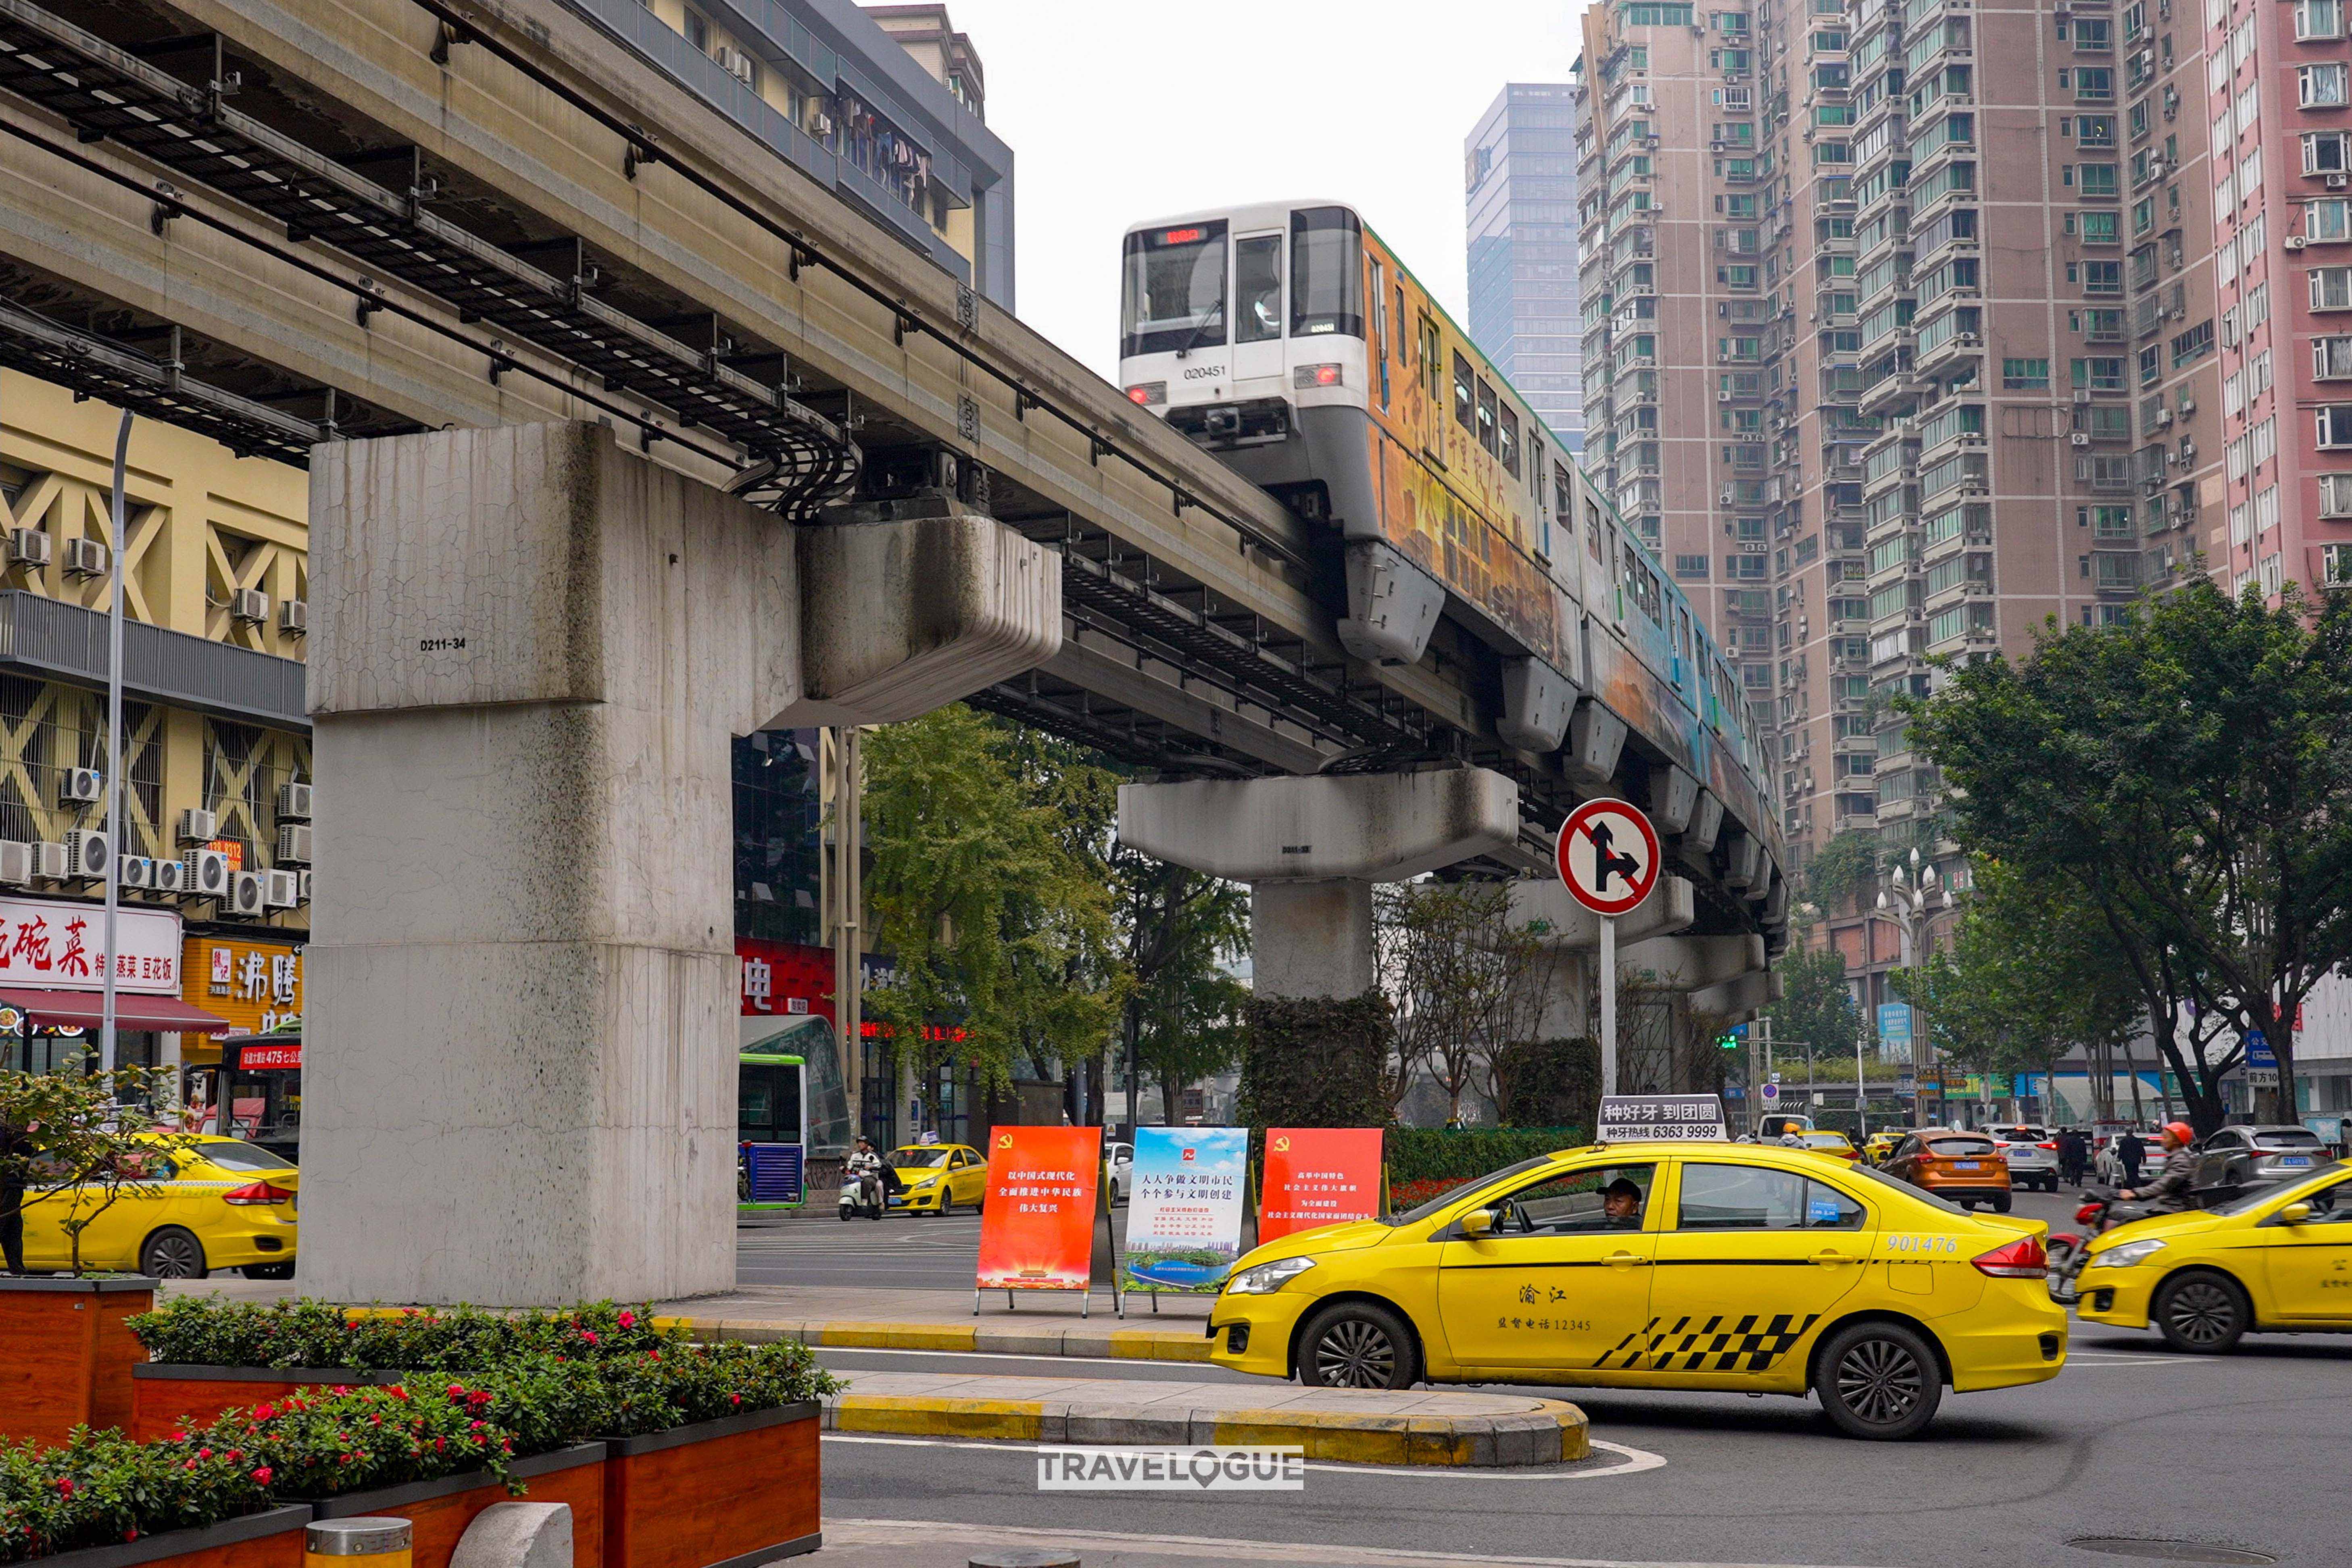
580,1329,600,1345
434,1437,445,1453
618,1311,637,1329
469,1420,486,1432
196,1448,213,1461
124,1530,138,1543
251,1467,272,1487
253,1403,277,1421
445,1383,465,1399
389,1387,409,1401
225,1451,242,1464
182,1459,197,1471
55,1478,73,1497
730,1394,743,1407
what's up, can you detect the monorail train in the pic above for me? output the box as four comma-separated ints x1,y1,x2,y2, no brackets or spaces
1118,199,1772,846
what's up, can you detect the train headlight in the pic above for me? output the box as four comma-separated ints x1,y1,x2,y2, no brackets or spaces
1126,382,1167,406
1293,364,1344,390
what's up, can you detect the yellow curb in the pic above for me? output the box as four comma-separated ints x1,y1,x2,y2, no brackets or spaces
1558,1405,1592,1461
1105,1330,1214,1363
832,1395,1045,1441
816,1322,981,1352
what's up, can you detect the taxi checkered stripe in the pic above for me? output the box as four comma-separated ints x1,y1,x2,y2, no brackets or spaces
1596,1311,1822,1372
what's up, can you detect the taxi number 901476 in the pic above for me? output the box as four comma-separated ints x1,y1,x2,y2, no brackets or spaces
1882,1234,1960,1255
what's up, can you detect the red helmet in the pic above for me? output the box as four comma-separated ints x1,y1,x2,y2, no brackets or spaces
2162,1121,2195,1147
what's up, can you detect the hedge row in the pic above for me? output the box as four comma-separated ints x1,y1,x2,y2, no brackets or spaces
1383,1127,1585,1185
0,1330,836,1563
126,1298,665,1371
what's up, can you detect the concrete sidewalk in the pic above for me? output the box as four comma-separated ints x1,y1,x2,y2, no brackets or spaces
823,1370,1589,1467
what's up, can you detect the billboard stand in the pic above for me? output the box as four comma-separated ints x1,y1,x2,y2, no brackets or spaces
1117,1127,1249,1310
972,1125,1103,1318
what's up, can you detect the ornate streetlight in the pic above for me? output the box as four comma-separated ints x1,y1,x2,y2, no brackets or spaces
1872,847,1956,1128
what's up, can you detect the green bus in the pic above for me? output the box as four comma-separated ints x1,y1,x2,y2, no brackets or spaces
738,1050,808,1211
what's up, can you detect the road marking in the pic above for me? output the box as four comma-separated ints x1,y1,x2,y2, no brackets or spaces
820,1432,1668,1481
820,1516,1876,1568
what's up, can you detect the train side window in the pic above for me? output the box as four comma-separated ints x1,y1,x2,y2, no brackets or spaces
1452,352,1475,431
1554,462,1574,529
1475,381,1498,455
1396,286,1408,363
1498,405,1520,477
1235,235,1283,345
1420,317,1442,400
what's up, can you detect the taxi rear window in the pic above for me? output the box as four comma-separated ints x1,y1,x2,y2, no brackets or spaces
1927,1137,1996,1156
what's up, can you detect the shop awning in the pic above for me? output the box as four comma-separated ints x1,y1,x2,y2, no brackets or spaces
0,988,236,1034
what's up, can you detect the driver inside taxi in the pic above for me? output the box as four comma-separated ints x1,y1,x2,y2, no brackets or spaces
1601,1177,1644,1228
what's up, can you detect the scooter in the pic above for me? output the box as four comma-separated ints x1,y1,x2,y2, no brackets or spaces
2046,1185,2154,1302
838,1166,884,1221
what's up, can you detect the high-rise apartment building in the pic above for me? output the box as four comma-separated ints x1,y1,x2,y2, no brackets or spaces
1574,0,2225,1016
1466,84,1588,450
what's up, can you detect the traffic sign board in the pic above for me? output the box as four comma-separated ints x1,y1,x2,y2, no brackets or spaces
1555,799,1662,916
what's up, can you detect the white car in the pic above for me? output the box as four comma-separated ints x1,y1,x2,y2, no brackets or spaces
2093,1130,2166,1187
1988,1124,2060,1192
1106,1141,1134,1204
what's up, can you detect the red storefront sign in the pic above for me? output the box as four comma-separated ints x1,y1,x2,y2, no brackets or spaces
737,938,834,1020
238,1042,302,1071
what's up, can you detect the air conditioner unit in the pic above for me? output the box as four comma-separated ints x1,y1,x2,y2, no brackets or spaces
58,767,100,805
2179,396,2197,413
62,828,108,881
2333,174,2351,190
2154,407,2173,426
181,847,230,901
61,538,108,580
28,842,65,882
298,870,312,905
1718,390,1734,401
177,808,218,843
277,782,313,821
226,870,267,919
810,112,834,138
151,855,186,895
264,867,301,909
275,824,313,865
0,842,28,885
2075,389,2094,404
2071,432,2092,447
1956,332,1981,347
229,588,269,625
279,599,307,634
117,855,153,890
7,529,49,570
2287,236,2310,250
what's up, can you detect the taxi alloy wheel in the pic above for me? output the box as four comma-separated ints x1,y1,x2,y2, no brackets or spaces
1298,1301,1421,1391
1816,1321,1942,1440
2153,1270,2249,1354
138,1227,208,1280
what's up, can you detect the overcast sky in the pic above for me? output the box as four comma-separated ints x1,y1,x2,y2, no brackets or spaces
939,0,1583,380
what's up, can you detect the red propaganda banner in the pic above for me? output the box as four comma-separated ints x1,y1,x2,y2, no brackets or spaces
974,1126,1102,1292
1259,1128,1384,1243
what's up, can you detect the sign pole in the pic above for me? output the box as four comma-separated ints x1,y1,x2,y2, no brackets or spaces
1599,913,1618,1098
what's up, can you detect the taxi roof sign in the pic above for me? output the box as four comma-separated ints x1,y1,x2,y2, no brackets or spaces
1596,1094,1729,1143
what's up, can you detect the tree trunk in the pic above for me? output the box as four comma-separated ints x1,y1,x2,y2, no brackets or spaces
2150,1015,2229,1139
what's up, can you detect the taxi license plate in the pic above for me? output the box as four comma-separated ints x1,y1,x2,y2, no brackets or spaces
2281,1156,2312,1167
1953,1160,1980,1170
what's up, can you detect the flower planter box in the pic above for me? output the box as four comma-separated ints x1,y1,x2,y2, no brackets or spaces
31,1505,312,1568
600,1403,820,1568
129,1364,412,1441
0,1277,154,1446
310,1443,606,1568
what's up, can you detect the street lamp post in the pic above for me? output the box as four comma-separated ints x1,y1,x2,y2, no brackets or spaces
1871,847,1956,1130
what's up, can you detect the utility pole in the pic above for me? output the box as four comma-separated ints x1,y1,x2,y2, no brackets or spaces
829,726,864,1148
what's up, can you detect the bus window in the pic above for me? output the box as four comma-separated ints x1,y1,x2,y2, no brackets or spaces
1452,352,1476,432
1289,206,1363,337
1121,221,1228,358
1235,234,1282,344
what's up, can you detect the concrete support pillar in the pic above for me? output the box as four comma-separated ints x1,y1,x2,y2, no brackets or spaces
1118,767,1520,1001
302,423,1055,1305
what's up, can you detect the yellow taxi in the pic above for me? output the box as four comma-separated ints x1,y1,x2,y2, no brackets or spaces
1863,1131,1904,1167
883,1142,990,1216
20,1134,298,1280
2074,1159,2352,1352
1207,1140,2066,1439
1797,1130,1861,1165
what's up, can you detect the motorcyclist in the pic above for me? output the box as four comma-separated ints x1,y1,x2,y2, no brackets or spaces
2119,1121,2198,1212
844,1136,883,1201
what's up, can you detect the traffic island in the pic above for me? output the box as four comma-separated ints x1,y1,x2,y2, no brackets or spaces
823,1372,1591,1467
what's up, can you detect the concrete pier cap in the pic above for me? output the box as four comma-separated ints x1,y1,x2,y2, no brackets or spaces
300,421,1058,1305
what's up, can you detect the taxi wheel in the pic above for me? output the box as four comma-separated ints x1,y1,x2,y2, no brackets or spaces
138,1228,208,1280
2152,1270,2249,1353
1815,1321,1942,1440
1297,1301,1421,1391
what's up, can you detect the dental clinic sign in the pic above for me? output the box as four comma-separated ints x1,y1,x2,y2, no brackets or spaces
0,894,180,993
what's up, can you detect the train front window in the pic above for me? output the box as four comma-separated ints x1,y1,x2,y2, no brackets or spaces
1122,221,1228,358
1289,206,1364,339
1235,234,1282,345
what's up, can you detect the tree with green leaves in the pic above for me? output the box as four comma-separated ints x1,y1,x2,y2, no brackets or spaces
1765,926,1862,1064
1802,830,1881,918
860,705,1129,1108
1906,581,2352,1130
1,1059,190,1275
1113,849,1250,1125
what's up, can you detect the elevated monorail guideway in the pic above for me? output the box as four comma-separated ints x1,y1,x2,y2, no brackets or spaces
0,0,1784,945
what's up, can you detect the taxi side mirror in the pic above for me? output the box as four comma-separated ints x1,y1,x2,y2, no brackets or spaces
2280,1201,2313,1226
1460,1208,1497,1237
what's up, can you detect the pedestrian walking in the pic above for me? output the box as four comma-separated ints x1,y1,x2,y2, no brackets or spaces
2118,1128,2146,1185
2059,1129,2087,1185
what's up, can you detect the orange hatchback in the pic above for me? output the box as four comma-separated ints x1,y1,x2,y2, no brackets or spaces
1885,1129,2014,1212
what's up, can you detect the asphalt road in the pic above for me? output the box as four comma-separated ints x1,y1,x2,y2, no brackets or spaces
812,1316,2348,1568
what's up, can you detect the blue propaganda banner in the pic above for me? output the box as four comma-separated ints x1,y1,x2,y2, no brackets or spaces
1877,1003,1913,1047
1118,1126,1248,1294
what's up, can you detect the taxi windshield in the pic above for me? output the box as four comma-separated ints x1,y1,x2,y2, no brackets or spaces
1380,1155,1555,1226
2214,1160,2346,1215
886,1149,953,1169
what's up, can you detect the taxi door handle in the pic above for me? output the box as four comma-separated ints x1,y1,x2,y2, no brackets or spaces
1606,1251,1650,1269
1811,1250,1860,1266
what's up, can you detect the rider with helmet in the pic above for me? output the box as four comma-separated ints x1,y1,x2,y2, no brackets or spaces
2120,1122,2200,1212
